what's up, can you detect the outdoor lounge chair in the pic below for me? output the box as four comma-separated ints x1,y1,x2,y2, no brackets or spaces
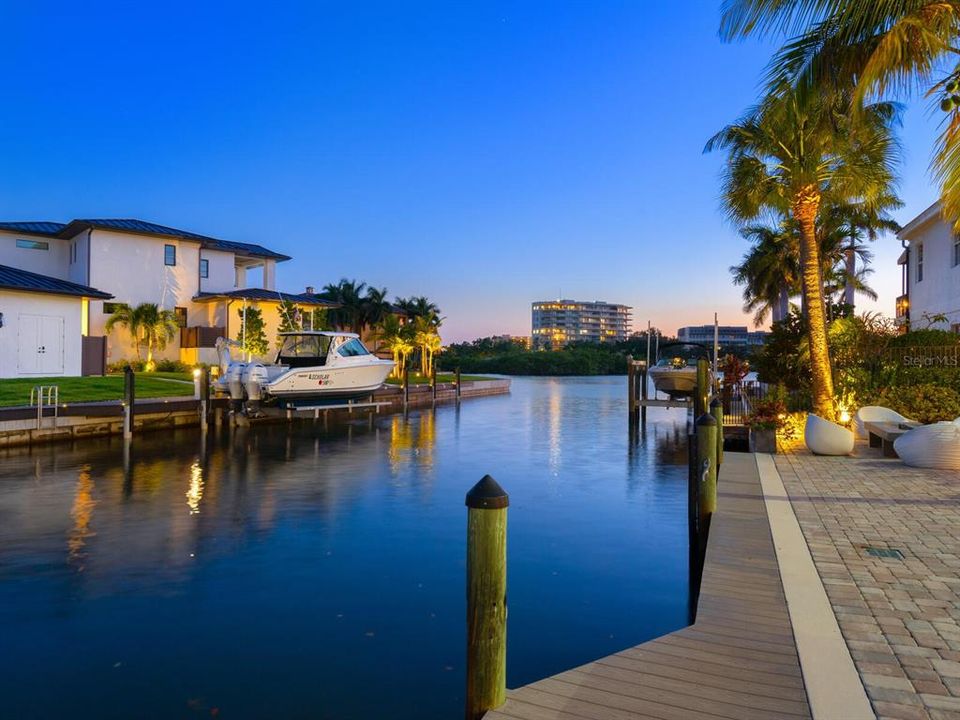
805,414,855,456
894,422,960,470
854,406,914,439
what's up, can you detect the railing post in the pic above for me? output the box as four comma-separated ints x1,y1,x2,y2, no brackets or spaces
695,358,710,418
710,396,723,467
465,475,509,720
696,413,717,526
123,366,135,440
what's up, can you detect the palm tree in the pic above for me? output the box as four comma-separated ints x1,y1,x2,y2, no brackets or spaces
318,279,367,333
730,220,801,324
395,296,442,327
362,287,392,342
412,315,442,375
720,0,960,227
377,314,414,377
707,84,900,421
105,302,180,370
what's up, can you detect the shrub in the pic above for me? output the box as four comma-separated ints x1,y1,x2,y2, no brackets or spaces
154,359,190,373
861,384,960,424
107,359,145,373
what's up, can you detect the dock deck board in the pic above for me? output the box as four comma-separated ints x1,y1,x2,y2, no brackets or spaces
486,452,812,720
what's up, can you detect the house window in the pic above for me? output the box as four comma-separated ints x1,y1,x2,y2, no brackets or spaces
103,302,122,314
16,239,48,250
954,236,960,267
199,258,209,278
174,307,188,328
164,244,176,266
917,243,924,282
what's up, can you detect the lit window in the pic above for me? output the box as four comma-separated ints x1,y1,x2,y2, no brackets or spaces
16,239,48,250
174,307,187,328
164,244,176,266
200,258,209,278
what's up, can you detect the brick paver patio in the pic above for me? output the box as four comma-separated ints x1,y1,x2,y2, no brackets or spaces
775,443,960,720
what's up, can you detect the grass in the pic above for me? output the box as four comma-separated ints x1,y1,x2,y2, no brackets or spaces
0,373,196,407
385,372,495,386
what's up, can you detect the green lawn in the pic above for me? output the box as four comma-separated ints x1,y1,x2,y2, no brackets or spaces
385,373,495,386
0,373,196,407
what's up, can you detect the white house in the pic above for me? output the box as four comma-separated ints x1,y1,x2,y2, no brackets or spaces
896,201,960,332
0,218,331,377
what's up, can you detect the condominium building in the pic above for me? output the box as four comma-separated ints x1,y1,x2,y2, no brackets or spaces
531,299,632,349
677,325,768,347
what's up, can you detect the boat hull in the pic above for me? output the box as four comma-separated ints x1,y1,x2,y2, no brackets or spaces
266,360,394,401
648,367,698,399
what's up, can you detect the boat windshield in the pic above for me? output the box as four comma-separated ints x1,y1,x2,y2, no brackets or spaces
656,356,696,369
277,335,332,367
337,338,371,357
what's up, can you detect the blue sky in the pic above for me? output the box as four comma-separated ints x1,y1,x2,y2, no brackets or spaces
0,1,944,341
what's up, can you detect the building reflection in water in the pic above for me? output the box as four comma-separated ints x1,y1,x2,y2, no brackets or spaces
68,464,96,570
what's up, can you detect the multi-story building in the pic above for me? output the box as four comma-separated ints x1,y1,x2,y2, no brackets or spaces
896,201,960,332
677,325,768,347
0,218,332,377
531,299,631,349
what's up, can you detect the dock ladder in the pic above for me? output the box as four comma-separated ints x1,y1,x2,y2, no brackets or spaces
30,385,59,429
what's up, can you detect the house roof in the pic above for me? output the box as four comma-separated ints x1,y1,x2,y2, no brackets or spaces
0,221,68,236
0,264,113,299
0,218,291,261
898,201,943,240
193,288,336,306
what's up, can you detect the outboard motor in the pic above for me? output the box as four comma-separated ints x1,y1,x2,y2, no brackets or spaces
224,361,247,415
244,363,269,416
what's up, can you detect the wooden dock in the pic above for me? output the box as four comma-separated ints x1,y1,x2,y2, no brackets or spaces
485,452,812,720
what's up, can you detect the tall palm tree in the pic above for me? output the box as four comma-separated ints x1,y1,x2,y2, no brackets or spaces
412,315,442,375
377,314,414,377
395,296,442,327
319,279,367,333
362,286,392,340
707,84,900,420
731,220,801,324
105,302,180,369
720,0,960,226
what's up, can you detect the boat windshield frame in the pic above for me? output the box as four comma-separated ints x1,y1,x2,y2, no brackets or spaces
276,334,334,367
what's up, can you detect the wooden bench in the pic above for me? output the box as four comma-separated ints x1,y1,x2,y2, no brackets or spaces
863,420,921,458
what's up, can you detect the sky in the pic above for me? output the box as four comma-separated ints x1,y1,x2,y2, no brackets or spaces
0,1,945,342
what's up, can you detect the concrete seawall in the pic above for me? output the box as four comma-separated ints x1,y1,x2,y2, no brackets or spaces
0,379,511,448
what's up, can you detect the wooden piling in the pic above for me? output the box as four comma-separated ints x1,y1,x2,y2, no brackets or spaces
639,359,648,424
626,355,637,418
465,475,509,720
695,358,710,418
403,362,410,410
696,413,718,524
431,362,438,405
199,368,210,432
123,366,135,440
456,366,462,404
710,397,723,467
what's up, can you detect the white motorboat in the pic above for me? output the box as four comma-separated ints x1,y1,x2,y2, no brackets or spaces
215,331,394,412
647,342,712,400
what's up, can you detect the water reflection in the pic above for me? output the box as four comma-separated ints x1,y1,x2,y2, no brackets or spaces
67,464,96,569
0,378,689,720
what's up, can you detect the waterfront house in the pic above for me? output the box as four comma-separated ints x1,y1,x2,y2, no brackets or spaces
896,201,960,332
0,219,332,376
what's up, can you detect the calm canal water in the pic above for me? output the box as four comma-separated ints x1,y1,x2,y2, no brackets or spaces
0,376,692,719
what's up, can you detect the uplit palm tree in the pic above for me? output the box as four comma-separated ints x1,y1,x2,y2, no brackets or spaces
720,0,960,227
731,220,801,324
707,84,901,421
105,302,180,370
395,296,442,327
377,314,414,377
412,316,442,375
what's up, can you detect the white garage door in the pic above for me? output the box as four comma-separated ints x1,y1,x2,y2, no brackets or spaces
18,314,64,375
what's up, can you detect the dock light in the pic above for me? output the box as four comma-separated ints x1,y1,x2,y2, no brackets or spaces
193,368,202,379
839,409,851,425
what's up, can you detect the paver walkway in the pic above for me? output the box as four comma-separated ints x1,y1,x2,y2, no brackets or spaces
776,443,960,720
486,452,812,720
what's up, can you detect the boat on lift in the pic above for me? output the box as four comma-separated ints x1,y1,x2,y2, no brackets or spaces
647,342,713,400
215,331,394,412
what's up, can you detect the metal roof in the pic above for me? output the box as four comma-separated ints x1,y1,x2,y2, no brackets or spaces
0,221,68,236
193,288,336,306
0,218,291,261
0,264,113,299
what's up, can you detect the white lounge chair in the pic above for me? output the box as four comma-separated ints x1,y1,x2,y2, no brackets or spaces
894,422,960,470
854,406,913,439
805,414,855,456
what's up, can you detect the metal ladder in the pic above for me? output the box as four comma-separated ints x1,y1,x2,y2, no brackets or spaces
30,385,59,429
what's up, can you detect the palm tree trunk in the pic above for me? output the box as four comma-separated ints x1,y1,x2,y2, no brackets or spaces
844,244,856,309
793,188,836,422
